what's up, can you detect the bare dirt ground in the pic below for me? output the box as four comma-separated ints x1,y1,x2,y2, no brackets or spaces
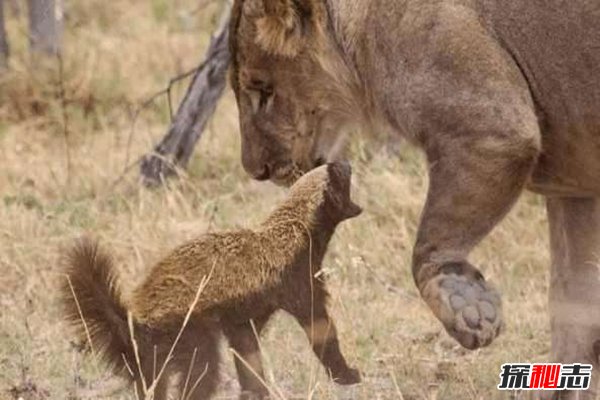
0,1,551,399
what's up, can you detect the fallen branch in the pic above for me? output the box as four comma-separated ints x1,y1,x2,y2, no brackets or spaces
140,3,231,186
0,0,9,69
124,65,203,168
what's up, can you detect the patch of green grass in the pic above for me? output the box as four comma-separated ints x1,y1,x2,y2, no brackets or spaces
3,194,44,212
151,0,171,23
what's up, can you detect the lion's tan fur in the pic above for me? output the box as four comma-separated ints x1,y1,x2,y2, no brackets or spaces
230,0,600,397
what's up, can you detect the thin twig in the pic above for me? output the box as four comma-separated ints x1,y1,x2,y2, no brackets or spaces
144,263,216,397
122,354,135,378
66,275,97,360
189,0,218,15
184,362,209,400
153,345,157,389
109,155,145,191
57,53,71,186
180,347,198,400
127,313,148,395
124,65,205,169
249,320,286,400
363,261,417,300
389,366,406,400
229,348,286,400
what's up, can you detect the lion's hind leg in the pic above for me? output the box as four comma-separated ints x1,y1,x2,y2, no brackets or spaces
541,197,600,399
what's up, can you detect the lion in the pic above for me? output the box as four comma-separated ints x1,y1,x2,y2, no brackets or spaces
62,162,361,400
228,0,600,398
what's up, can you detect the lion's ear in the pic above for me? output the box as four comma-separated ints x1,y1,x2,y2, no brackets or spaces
255,0,309,57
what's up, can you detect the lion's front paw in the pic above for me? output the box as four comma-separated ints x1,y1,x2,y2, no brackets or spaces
422,269,503,350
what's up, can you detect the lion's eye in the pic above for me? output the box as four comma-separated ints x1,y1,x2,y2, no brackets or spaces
246,80,274,114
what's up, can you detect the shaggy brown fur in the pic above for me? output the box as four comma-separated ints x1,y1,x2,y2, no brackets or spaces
61,162,362,400
229,1,600,398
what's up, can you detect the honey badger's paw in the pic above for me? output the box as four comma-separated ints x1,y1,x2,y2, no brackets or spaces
331,367,361,385
421,264,503,350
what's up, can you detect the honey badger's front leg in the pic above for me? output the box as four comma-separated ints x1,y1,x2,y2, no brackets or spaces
286,282,361,385
410,81,541,349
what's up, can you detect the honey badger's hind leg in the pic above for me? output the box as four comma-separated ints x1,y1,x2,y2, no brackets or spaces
169,319,221,400
222,315,271,400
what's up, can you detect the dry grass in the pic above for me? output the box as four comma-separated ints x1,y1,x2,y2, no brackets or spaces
0,1,551,399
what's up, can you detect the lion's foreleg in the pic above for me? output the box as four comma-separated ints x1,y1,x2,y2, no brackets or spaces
411,93,540,349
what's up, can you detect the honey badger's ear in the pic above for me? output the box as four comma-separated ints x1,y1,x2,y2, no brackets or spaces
255,0,313,57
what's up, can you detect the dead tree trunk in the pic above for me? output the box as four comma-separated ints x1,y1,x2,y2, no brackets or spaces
7,0,21,16
0,0,8,69
27,0,61,55
140,5,231,186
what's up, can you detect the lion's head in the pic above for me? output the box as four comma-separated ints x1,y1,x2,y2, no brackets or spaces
229,0,362,186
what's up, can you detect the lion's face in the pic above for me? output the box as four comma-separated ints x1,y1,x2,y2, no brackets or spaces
232,49,326,186
230,0,346,186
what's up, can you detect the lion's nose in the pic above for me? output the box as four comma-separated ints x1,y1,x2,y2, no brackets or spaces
241,141,272,180
243,161,271,181
253,164,271,181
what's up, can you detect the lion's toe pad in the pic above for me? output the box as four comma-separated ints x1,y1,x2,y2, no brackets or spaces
424,272,503,350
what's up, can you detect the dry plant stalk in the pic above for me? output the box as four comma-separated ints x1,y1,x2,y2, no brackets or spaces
139,2,231,186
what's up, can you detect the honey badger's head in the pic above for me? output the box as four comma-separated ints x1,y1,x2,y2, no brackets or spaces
289,161,362,224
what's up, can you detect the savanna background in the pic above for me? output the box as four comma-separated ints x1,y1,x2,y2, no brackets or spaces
0,1,550,399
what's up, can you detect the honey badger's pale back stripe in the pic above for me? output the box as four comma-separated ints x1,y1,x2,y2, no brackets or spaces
130,165,332,327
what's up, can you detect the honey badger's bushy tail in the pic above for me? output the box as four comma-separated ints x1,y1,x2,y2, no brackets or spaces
61,238,223,400
61,238,137,379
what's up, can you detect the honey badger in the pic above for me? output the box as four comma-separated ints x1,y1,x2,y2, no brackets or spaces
62,161,362,400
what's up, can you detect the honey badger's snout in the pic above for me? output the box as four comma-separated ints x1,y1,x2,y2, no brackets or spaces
327,161,362,219
328,160,352,182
